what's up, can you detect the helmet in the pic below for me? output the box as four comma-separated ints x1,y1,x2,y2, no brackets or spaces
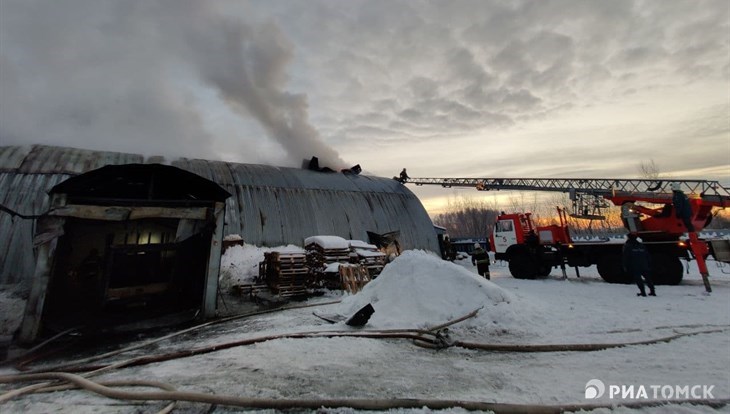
474,242,481,249
671,182,681,192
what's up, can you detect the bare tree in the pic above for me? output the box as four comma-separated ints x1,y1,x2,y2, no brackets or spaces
638,159,670,180
432,194,500,238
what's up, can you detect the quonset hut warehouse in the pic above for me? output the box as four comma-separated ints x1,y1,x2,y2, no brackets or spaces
0,145,439,341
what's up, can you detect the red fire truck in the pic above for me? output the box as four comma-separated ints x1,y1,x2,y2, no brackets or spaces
406,176,730,292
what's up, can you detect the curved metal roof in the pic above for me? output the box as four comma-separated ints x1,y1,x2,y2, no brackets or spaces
51,163,232,202
0,145,438,285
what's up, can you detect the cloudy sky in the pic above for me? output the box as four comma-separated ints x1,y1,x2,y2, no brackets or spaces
1,0,728,213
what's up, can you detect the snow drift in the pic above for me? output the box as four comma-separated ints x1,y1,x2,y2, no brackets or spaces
334,250,532,335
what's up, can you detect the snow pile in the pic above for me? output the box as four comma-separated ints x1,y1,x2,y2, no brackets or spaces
348,240,378,250
334,250,534,335
219,243,304,290
304,235,349,249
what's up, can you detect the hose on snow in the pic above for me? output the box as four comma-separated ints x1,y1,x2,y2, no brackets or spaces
16,326,729,378
454,328,728,352
1,371,728,414
16,299,343,373
0,309,478,402
1,310,728,412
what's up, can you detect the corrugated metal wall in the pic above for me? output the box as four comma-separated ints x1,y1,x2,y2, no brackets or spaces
0,146,144,286
0,145,439,286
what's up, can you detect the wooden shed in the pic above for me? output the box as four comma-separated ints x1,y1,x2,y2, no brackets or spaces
18,164,231,343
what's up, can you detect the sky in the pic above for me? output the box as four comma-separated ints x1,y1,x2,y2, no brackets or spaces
1,0,728,214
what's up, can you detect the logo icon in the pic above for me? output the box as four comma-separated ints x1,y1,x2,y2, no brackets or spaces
585,379,605,399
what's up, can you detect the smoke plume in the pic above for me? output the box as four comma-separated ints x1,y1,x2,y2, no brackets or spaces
0,0,345,169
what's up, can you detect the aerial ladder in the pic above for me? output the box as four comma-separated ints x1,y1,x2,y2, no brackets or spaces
402,176,730,292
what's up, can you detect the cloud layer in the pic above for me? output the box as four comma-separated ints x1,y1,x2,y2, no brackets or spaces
0,0,344,168
1,0,727,184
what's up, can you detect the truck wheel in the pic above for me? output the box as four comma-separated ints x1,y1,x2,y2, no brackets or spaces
508,250,539,279
597,255,631,284
509,260,538,279
651,254,683,285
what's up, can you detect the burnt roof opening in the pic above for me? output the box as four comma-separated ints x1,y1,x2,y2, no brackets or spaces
50,163,231,205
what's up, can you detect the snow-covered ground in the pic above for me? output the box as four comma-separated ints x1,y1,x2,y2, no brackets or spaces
1,247,729,413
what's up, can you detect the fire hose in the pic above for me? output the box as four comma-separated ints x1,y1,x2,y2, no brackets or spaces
2,308,728,412
7,299,343,372
1,371,728,414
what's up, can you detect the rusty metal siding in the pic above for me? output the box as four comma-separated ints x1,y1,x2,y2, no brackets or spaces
1,145,438,285
15,145,143,174
0,145,144,284
171,158,437,252
0,146,32,172
0,172,70,285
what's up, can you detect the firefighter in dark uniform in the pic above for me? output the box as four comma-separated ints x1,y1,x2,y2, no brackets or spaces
671,183,695,232
622,232,655,297
399,168,409,183
443,236,454,261
471,242,491,279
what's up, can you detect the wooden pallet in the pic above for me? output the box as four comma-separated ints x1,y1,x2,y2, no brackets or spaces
339,264,371,293
259,251,310,297
230,282,269,298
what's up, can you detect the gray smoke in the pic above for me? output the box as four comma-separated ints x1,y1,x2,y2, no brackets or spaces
183,18,346,169
0,0,345,169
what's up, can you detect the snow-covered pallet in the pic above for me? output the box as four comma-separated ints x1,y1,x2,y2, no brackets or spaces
305,246,350,266
259,251,310,297
305,236,353,269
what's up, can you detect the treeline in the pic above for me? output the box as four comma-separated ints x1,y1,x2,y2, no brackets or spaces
432,161,730,238
433,206,500,239
432,204,628,238
431,194,730,239
430,193,631,239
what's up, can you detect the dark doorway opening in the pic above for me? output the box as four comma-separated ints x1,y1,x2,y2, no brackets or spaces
41,218,211,335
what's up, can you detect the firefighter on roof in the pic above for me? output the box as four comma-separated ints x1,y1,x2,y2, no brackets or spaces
398,168,409,183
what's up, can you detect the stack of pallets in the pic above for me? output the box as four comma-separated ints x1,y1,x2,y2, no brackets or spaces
338,264,371,293
305,248,350,269
259,251,309,298
230,282,269,298
349,240,387,278
305,236,352,289
356,250,387,278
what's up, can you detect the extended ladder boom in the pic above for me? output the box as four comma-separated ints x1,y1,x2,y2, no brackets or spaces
406,177,730,205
